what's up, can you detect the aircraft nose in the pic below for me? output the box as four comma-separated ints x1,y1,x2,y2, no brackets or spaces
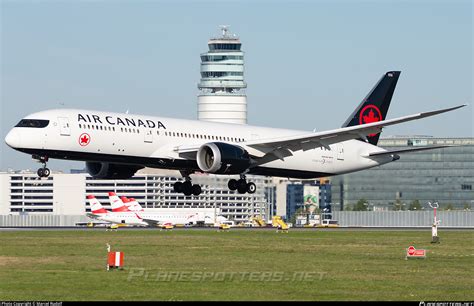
5,129,21,148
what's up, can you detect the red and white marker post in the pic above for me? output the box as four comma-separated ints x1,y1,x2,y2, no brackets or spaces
106,243,124,271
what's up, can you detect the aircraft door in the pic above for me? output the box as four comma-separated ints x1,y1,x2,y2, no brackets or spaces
144,129,153,143
336,143,344,161
58,117,70,136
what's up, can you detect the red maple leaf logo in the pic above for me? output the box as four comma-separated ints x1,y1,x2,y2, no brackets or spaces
79,133,90,146
363,109,380,124
359,105,383,137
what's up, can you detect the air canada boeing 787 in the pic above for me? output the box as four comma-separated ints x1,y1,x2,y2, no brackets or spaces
4,71,466,196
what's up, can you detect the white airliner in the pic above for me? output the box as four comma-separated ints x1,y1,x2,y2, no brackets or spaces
4,71,466,196
86,195,212,227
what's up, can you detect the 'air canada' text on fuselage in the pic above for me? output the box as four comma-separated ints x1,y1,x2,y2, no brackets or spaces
78,113,166,129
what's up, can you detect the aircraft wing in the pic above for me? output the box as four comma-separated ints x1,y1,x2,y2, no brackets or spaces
133,213,162,227
141,218,162,227
174,104,465,164
86,213,102,220
244,105,465,153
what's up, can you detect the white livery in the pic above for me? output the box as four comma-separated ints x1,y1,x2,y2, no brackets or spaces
4,71,466,196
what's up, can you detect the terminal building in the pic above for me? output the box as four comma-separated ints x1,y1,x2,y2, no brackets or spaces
0,169,274,223
331,136,474,211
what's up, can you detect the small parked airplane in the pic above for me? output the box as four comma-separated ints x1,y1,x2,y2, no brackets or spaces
86,194,224,227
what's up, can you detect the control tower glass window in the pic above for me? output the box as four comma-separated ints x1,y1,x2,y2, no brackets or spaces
209,43,241,51
201,55,244,62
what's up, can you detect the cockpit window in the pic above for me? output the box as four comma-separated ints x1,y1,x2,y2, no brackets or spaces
15,119,50,128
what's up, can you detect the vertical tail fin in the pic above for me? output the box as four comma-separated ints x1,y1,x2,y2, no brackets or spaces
342,71,401,145
128,197,144,212
87,195,108,214
108,192,130,212
121,196,144,212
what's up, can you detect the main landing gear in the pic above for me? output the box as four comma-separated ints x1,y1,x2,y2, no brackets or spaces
33,155,50,178
228,175,256,194
173,176,202,197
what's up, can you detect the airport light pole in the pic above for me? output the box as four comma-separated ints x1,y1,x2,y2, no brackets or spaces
428,201,440,243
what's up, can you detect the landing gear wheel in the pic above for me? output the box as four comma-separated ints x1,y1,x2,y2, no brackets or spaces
34,155,50,178
42,168,50,177
176,173,202,197
192,184,202,196
37,167,50,178
228,179,238,191
246,182,256,194
182,181,193,196
173,182,183,193
237,179,248,194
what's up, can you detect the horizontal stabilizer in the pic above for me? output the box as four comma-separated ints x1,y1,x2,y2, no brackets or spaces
367,145,455,157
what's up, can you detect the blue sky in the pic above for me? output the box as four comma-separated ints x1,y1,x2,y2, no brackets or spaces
1,0,472,171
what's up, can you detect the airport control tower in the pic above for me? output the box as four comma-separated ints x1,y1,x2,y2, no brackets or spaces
198,26,247,124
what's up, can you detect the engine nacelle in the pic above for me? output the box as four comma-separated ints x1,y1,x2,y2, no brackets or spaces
196,142,251,174
86,162,143,179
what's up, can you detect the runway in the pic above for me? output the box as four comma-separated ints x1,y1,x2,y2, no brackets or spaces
0,226,472,231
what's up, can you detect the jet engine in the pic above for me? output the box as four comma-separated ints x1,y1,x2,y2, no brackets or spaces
85,162,143,179
196,142,251,174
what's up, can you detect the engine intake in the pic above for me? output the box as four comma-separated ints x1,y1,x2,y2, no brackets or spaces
86,162,143,179
196,142,251,174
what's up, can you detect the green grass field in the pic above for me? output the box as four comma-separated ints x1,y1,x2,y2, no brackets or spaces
0,229,473,301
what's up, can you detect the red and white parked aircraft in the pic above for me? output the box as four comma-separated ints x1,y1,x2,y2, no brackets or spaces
86,194,223,227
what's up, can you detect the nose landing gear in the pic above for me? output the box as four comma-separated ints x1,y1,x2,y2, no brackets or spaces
33,155,50,178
